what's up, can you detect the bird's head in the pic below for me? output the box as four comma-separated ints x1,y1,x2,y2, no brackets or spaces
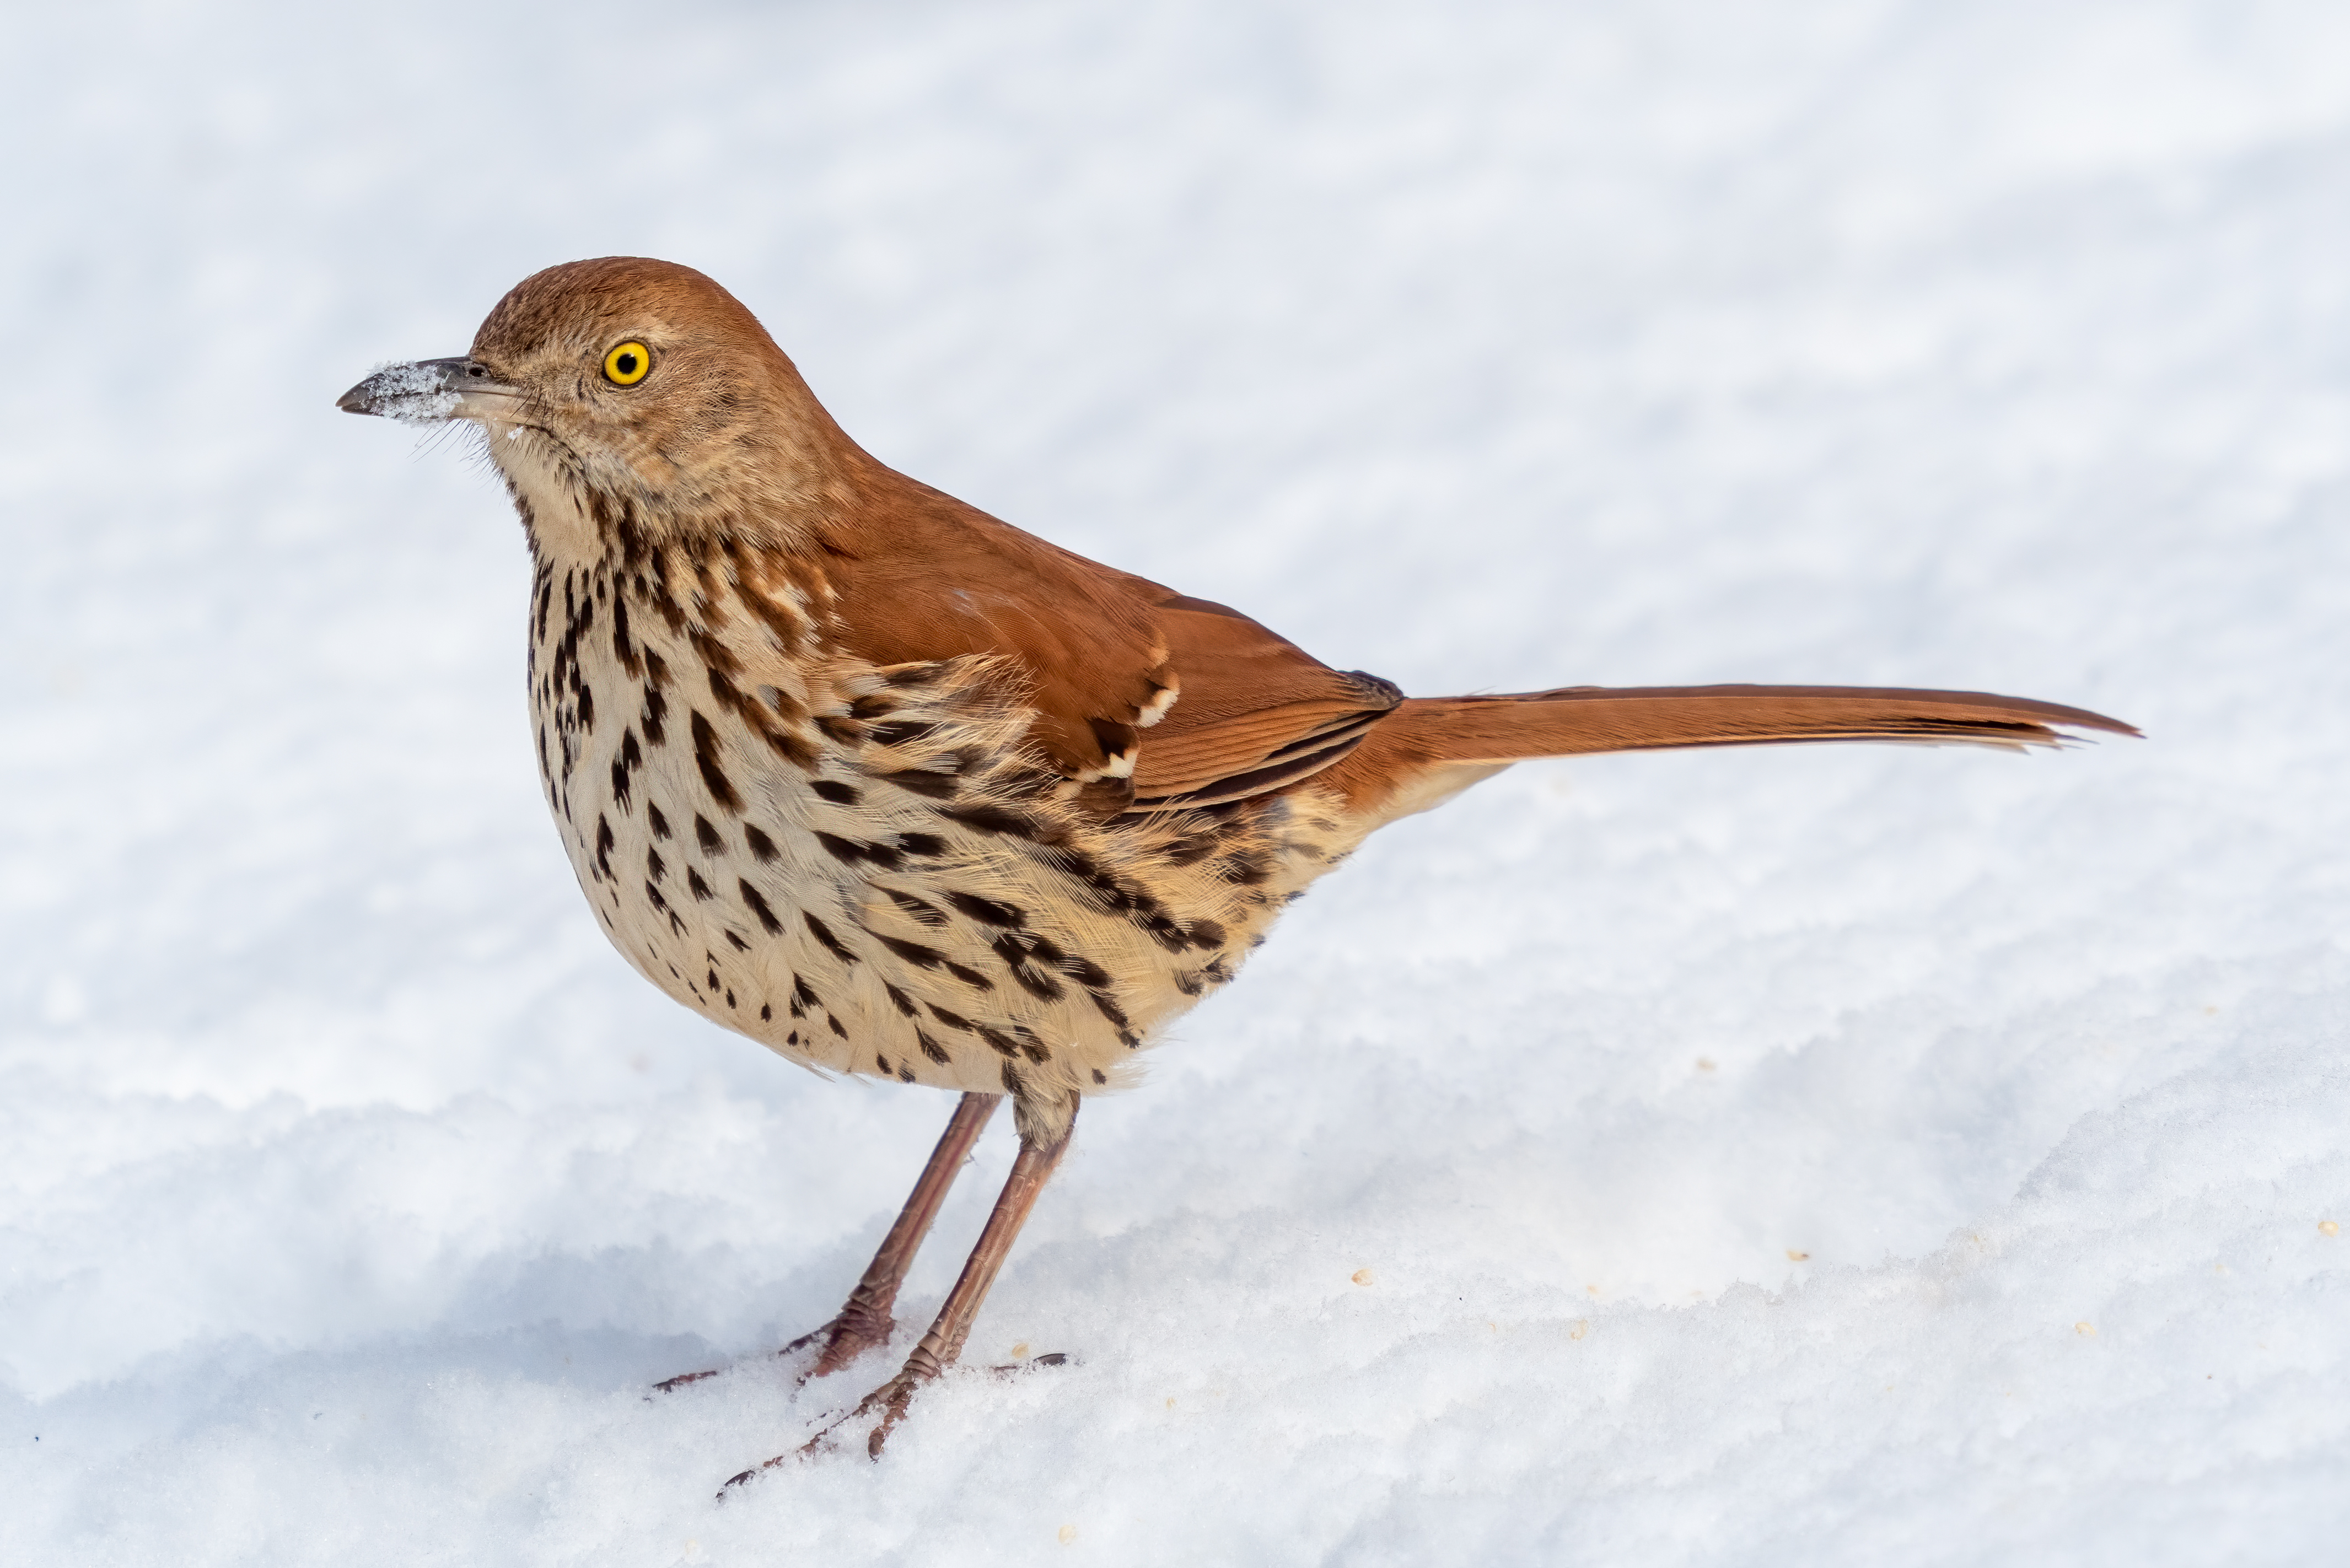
338,257,864,553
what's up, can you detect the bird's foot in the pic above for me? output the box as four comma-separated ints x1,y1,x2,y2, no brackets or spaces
649,1365,722,1394
779,1307,898,1382
651,1308,897,1399
716,1351,1073,1491
716,1364,930,1495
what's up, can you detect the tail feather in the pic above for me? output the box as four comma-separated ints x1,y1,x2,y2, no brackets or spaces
1394,683,2139,762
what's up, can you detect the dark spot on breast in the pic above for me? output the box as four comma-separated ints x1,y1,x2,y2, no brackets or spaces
611,594,641,677
1138,915,1191,953
884,890,948,927
875,1053,891,1075
594,815,615,879
792,976,821,1015
739,879,783,934
610,758,632,810
707,967,719,990
761,1003,772,1021
867,719,939,746
695,815,724,854
878,769,958,800
690,711,743,812
576,683,595,733
999,1060,1024,1095
897,833,947,858
815,832,902,871
883,982,919,1017
944,802,1059,842
898,1063,917,1083
744,824,779,862
1213,851,1272,885
990,934,1066,1001
810,779,861,805
647,847,666,881
916,1029,951,1064
944,961,994,992
881,664,940,688
876,934,944,969
927,1004,972,1032
645,880,669,913
803,912,857,962
827,1014,848,1038
687,868,713,901
944,891,1025,928
621,730,643,772
753,720,820,770
1158,829,1221,867
647,801,671,839
1189,920,1228,950
1090,1069,1107,1085
687,622,739,675
816,715,864,746
641,683,668,745
1060,953,1112,989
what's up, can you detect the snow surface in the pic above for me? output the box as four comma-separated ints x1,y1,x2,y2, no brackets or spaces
4,2,2347,1562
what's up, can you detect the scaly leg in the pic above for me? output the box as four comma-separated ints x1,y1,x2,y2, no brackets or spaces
724,1100,1078,1484
655,1091,1001,1393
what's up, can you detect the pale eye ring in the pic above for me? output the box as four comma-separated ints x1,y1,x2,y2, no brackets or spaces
603,341,652,385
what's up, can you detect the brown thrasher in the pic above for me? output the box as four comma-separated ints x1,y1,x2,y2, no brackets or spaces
338,257,2134,1476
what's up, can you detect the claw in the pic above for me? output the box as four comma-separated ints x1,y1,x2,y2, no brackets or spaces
649,1367,722,1395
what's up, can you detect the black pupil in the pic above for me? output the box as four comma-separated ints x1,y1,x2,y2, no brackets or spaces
615,351,639,376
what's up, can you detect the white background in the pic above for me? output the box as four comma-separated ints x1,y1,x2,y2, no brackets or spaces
3,2,2345,1562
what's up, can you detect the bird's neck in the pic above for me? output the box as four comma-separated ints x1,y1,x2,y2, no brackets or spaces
487,422,866,574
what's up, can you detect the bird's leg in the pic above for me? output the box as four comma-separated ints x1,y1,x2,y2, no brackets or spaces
785,1091,1003,1378
653,1091,999,1393
725,1100,1077,1483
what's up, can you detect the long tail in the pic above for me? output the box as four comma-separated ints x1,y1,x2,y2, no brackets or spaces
1391,683,2139,762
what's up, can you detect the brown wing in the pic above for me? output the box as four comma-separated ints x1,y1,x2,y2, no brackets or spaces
1120,592,1400,809
819,474,1400,810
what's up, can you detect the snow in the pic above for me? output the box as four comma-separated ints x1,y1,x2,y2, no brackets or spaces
343,362,461,426
4,1,2347,1561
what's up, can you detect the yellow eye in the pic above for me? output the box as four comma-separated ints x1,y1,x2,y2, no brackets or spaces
603,341,652,385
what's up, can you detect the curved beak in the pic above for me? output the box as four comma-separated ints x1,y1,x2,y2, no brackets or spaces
336,357,523,423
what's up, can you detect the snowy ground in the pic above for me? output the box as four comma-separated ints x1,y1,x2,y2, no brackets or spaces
5,2,2348,1562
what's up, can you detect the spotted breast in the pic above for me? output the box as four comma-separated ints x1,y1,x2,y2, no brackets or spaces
524,514,1359,1144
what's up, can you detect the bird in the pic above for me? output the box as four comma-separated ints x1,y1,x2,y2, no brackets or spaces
337,256,2134,1476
